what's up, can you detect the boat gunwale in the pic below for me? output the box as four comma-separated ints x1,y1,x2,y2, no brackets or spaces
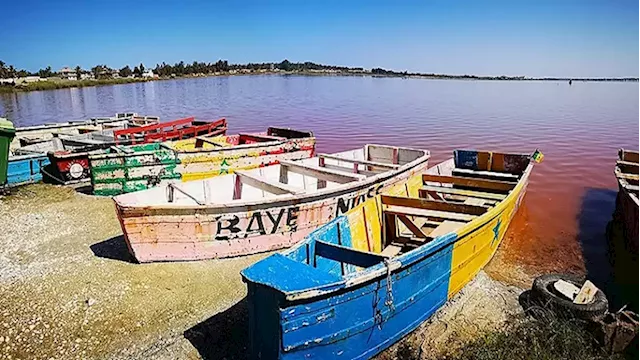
615,148,639,206
9,153,51,161
88,131,315,160
14,113,137,133
114,145,431,213
244,157,534,301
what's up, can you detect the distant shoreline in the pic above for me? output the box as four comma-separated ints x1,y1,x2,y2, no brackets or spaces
1,70,637,94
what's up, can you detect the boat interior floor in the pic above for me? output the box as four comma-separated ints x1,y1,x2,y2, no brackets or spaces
379,169,520,258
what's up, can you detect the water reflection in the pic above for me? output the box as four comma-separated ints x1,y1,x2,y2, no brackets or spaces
0,77,637,278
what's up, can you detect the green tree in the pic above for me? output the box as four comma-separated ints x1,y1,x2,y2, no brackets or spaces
119,65,133,78
133,66,141,77
139,63,145,75
278,59,291,72
75,66,82,80
38,66,53,78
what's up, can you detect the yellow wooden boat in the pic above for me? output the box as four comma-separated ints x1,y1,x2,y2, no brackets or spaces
241,149,541,359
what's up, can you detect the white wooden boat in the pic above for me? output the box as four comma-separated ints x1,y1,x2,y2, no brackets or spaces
113,144,430,262
10,112,158,150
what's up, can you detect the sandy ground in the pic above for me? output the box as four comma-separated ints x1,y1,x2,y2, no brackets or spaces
0,184,527,360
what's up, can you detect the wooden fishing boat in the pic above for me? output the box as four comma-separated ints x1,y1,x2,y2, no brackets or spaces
7,153,50,187
90,126,311,196
112,144,430,262
10,113,156,150
615,149,640,254
241,149,540,360
44,117,227,186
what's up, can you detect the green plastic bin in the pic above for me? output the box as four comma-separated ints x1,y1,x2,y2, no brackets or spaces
0,118,16,185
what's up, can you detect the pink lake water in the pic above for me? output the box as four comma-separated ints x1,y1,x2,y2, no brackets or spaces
1,76,638,283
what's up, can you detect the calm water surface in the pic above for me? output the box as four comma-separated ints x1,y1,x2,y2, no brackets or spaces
1,76,637,281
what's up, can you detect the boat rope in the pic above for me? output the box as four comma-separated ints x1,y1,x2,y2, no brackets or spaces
384,259,395,311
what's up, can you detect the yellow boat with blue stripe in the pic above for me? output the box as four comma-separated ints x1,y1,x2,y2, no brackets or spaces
241,149,541,360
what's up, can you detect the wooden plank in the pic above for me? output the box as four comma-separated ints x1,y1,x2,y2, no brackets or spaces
419,186,507,201
238,133,284,141
318,153,400,169
620,150,639,163
279,165,289,184
428,220,466,238
383,212,397,247
464,198,487,206
279,160,366,184
381,195,488,216
422,174,515,192
396,215,427,238
323,164,381,177
380,244,402,257
195,136,223,148
617,160,639,167
315,241,385,268
235,170,305,195
384,205,477,222
617,161,639,175
616,173,639,181
452,168,519,181
624,184,639,192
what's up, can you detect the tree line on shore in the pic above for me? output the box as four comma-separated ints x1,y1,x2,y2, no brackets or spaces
1,59,637,83
0,59,365,80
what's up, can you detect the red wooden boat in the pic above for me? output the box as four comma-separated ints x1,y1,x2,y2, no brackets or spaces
46,117,227,185
114,117,227,145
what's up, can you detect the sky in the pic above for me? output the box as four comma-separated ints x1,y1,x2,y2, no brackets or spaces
0,0,637,78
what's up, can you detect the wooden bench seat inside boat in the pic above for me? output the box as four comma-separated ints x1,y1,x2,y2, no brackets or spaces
314,241,386,268
318,153,400,170
279,160,367,184
419,185,507,201
428,220,466,238
234,170,305,198
385,205,477,222
380,244,403,257
422,174,515,192
452,168,519,182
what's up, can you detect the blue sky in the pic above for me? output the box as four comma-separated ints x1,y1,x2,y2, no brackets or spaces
1,0,637,77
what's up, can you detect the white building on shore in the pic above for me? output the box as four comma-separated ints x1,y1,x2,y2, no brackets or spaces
59,67,77,81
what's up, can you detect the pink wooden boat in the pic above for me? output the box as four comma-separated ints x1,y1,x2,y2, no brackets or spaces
113,144,431,262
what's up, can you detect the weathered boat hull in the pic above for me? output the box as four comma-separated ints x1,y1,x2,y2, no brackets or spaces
616,150,640,254
90,128,314,196
241,151,533,359
7,154,50,186
115,145,430,262
47,150,97,184
10,112,142,151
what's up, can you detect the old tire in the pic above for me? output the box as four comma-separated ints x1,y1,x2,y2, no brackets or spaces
531,273,608,321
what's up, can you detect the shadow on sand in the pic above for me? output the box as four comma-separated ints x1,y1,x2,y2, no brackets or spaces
185,298,249,360
576,187,628,310
90,235,136,263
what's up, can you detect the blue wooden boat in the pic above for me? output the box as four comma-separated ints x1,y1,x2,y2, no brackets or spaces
7,153,50,186
241,149,540,359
